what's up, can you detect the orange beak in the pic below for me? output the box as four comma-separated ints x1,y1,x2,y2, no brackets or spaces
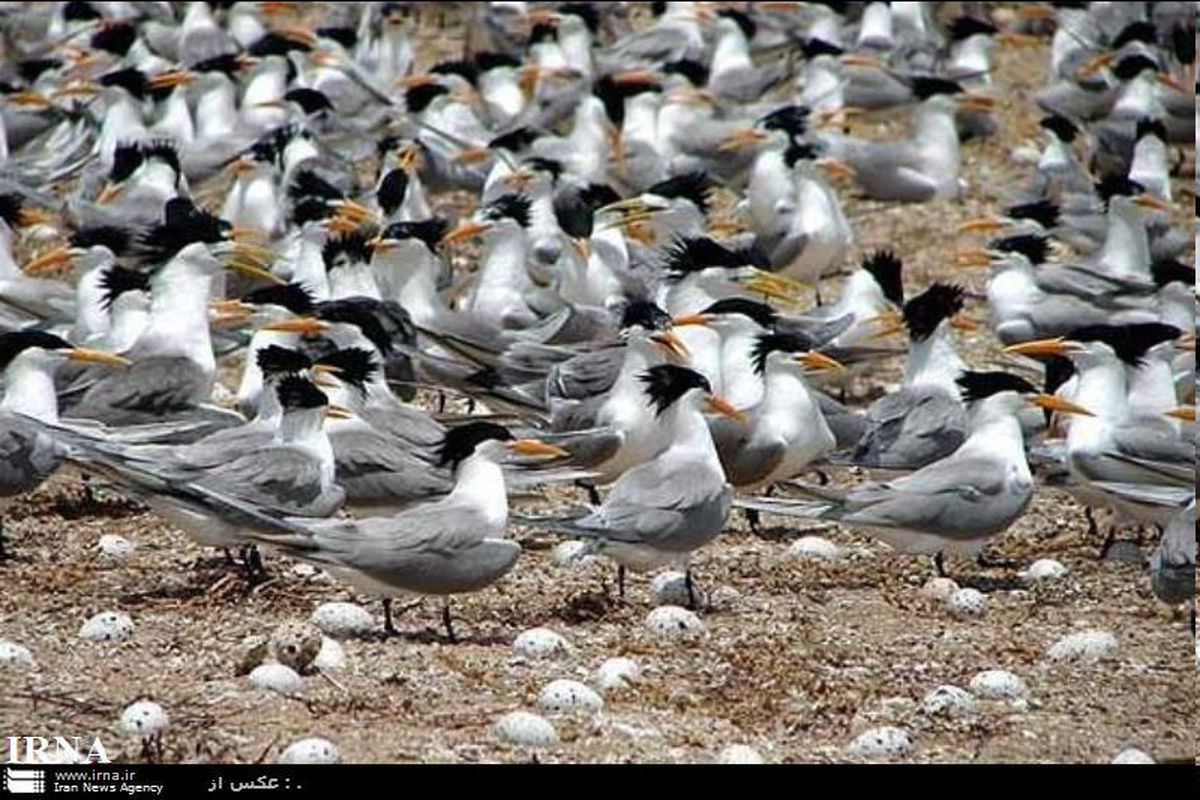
718,128,769,152
508,439,571,458
440,220,491,245
796,351,845,372
705,394,747,423
260,317,331,335
1003,337,1081,358
650,330,690,360
1028,394,1094,417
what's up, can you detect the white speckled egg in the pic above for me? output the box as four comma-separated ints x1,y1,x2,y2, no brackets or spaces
248,663,305,694
96,534,135,565
512,627,572,658
593,657,640,693
0,640,34,668
786,536,841,561
921,576,958,600
1019,558,1067,583
118,701,169,738
920,685,975,717
846,727,911,759
944,587,987,619
493,711,558,747
79,611,134,642
311,637,346,671
644,605,705,637
309,602,375,639
538,679,603,714
968,669,1027,700
1111,748,1154,764
650,571,705,608
279,737,341,764
1045,629,1118,663
715,744,765,764
552,540,595,567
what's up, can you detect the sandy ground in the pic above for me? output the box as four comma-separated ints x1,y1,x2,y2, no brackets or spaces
0,3,1196,765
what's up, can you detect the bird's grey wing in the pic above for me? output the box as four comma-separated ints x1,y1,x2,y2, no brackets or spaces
333,429,452,505
548,345,625,401
840,456,1031,537
853,388,965,468
1097,422,1195,486
573,458,732,549
61,357,212,421
0,414,61,494
1035,265,1154,302
298,502,522,595
195,447,343,517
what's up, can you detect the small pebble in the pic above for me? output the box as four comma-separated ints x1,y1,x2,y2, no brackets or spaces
1019,558,1067,583
278,737,340,764
968,670,1027,701
944,587,987,619
512,627,572,658
786,536,841,561
248,663,305,694
593,657,640,693
551,540,594,567
79,611,134,642
650,571,705,608
310,602,375,639
1111,748,1154,764
920,685,975,717
118,701,169,738
644,605,705,638
493,711,558,747
538,679,604,714
270,621,323,673
1046,629,1118,663
96,534,135,565
921,577,958,600
846,727,911,759
0,640,34,668
311,638,346,671
715,745,764,764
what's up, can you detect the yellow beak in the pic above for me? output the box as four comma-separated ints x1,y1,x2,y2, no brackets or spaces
1028,394,1094,417
508,439,571,458
705,394,747,424
67,348,131,367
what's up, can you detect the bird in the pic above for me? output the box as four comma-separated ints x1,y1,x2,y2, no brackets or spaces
238,421,568,639
737,371,1094,572
519,364,738,607
0,330,130,560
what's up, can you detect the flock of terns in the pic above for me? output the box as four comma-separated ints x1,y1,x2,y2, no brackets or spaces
0,1,1194,643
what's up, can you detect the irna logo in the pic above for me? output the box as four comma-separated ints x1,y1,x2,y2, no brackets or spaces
4,736,111,764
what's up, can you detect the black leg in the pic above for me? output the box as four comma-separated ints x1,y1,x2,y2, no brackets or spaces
81,473,95,506
684,568,698,610
1084,506,1098,538
223,548,236,566
466,398,476,414
617,565,626,599
437,392,447,414
382,599,397,637
441,600,457,643
1098,521,1117,560
0,513,7,562
744,507,761,534
577,481,600,506
247,544,265,576
934,551,947,578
